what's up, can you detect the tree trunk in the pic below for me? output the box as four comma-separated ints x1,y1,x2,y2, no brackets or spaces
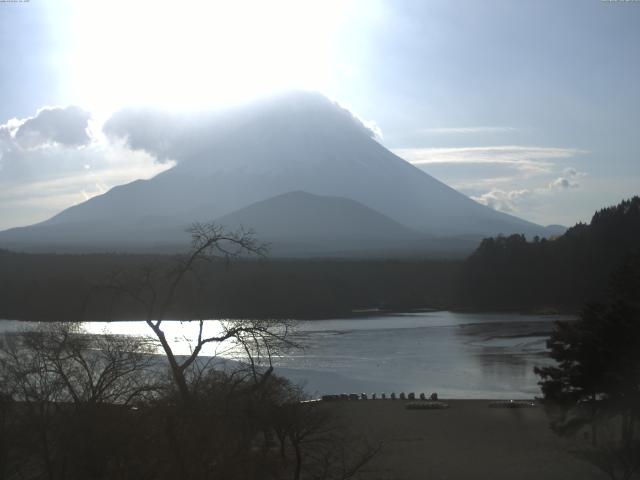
293,440,302,480
277,431,286,460
591,395,598,447
148,322,191,403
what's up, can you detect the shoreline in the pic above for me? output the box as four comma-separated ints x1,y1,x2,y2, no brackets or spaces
0,305,579,323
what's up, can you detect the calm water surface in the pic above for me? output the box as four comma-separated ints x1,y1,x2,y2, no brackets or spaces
271,311,569,399
0,311,570,399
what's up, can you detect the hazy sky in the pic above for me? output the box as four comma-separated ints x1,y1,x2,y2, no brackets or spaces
1,0,639,230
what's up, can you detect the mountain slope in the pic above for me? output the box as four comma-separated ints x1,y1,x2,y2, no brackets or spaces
215,191,427,256
0,92,552,254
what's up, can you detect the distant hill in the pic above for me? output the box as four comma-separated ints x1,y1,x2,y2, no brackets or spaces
215,191,429,256
456,196,640,311
0,91,557,256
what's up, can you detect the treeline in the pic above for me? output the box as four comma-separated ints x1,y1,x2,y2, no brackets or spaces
2,197,638,321
0,252,460,321
456,196,640,311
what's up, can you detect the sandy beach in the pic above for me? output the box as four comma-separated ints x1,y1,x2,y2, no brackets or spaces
327,400,607,480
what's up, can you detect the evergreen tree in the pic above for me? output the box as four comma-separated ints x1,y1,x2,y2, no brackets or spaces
535,271,640,480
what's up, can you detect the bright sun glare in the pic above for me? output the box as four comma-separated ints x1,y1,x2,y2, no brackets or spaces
64,0,358,115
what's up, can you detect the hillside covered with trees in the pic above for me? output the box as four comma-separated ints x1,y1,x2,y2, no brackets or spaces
456,197,640,311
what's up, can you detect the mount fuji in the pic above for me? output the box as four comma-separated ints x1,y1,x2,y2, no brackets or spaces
0,92,560,256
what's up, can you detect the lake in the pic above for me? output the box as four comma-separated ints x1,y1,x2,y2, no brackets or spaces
0,311,570,399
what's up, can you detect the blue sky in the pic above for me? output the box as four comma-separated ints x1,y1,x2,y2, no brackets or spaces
0,0,639,229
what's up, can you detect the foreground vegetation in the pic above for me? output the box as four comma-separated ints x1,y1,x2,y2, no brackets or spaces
535,244,640,480
0,324,376,480
0,224,377,480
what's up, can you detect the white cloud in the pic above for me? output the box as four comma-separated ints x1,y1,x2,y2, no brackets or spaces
472,188,532,213
471,167,587,215
102,92,382,162
361,118,383,141
0,109,173,230
549,177,575,189
102,107,184,162
548,167,585,190
394,145,585,175
417,126,517,135
12,106,92,148
448,175,521,191
333,100,383,140
396,144,588,219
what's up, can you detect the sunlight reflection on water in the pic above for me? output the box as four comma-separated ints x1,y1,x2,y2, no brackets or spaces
0,311,572,399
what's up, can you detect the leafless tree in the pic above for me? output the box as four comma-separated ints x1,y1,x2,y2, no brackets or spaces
273,399,380,480
96,222,297,403
64,223,379,480
0,323,159,407
0,323,161,480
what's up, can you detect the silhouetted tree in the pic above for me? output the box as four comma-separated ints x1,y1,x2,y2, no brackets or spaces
96,222,298,403
0,392,12,480
0,323,160,480
536,292,640,479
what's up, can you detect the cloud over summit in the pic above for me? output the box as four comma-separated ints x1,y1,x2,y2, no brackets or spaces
103,108,185,162
102,92,380,166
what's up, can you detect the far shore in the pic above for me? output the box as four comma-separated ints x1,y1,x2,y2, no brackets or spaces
0,305,580,324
